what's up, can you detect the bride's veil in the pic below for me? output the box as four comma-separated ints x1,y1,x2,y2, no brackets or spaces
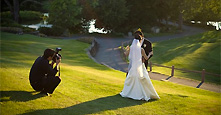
128,39,143,78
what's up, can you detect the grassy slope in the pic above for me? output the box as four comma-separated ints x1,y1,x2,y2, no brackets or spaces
151,31,220,84
0,32,220,115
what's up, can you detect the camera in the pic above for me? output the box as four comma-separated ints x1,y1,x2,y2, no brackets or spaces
53,47,62,62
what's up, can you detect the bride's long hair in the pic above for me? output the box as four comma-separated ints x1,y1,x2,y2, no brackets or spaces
134,34,142,41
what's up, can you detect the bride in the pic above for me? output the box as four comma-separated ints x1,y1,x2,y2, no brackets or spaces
120,34,160,101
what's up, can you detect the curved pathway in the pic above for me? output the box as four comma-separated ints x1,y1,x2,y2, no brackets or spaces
63,25,220,93
93,25,220,93
95,24,206,72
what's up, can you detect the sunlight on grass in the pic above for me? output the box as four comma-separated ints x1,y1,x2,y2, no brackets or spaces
0,32,220,115
152,31,220,84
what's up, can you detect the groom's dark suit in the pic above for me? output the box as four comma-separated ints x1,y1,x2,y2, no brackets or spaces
141,38,153,69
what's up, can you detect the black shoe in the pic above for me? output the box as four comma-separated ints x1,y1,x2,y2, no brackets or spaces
40,91,50,96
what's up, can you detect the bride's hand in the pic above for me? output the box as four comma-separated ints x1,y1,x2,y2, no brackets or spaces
124,45,130,56
125,45,130,50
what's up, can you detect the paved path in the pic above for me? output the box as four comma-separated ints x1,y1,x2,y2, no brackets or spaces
63,25,220,93
93,25,220,93
94,24,206,72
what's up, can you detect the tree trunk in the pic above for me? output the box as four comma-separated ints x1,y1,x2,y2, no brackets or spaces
4,0,14,17
178,12,183,30
165,17,168,29
13,0,20,23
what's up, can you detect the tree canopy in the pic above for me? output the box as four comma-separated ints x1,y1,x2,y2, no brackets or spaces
183,0,221,23
1,0,220,33
95,0,129,32
48,0,82,30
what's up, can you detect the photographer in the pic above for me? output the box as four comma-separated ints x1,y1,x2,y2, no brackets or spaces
29,48,61,96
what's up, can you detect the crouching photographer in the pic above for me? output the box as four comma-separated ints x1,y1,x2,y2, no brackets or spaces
29,48,62,96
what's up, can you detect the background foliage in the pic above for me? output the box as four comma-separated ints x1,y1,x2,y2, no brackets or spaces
1,0,220,34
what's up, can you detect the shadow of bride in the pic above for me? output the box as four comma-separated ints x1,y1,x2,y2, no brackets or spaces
0,90,45,102
21,94,154,115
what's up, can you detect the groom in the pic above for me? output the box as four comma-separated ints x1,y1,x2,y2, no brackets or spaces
135,28,153,69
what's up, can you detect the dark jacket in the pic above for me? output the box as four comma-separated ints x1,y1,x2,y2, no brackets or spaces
29,56,58,84
141,38,153,60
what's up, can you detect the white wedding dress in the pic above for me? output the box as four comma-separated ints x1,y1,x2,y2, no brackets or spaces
120,39,160,101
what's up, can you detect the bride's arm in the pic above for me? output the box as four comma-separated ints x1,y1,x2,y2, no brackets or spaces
141,48,149,60
124,46,130,57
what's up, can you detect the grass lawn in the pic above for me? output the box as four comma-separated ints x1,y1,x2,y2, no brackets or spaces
0,32,220,115
150,31,221,84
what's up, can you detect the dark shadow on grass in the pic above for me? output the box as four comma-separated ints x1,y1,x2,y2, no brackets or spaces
20,94,157,115
0,91,45,102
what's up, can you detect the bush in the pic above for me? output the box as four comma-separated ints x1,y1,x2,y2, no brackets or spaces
22,27,36,33
20,11,42,22
0,27,23,34
38,27,49,33
1,11,13,19
0,18,22,28
1,11,42,23
38,26,65,36
76,37,95,44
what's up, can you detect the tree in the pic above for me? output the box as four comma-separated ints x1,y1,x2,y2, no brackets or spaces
183,0,221,23
119,0,159,33
95,0,129,33
78,0,98,21
166,0,184,30
3,0,43,23
48,0,82,31
77,0,99,33
3,0,19,22
20,0,46,12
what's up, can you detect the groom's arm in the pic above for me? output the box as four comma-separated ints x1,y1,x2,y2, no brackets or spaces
141,48,149,60
147,40,153,60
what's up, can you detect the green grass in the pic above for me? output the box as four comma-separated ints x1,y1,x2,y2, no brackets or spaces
150,31,221,84
0,32,220,115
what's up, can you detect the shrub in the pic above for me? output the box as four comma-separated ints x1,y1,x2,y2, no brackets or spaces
22,27,36,33
38,26,64,36
76,37,95,44
0,18,22,28
1,11,42,23
20,11,42,22
0,27,23,34
1,11,13,19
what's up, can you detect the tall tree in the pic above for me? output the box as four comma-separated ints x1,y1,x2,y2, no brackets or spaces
48,0,82,31
120,0,159,32
13,0,19,22
78,0,98,21
78,0,99,33
95,0,129,32
167,0,184,30
3,0,43,23
3,0,19,22
20,0,45,12
183,0,221,23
